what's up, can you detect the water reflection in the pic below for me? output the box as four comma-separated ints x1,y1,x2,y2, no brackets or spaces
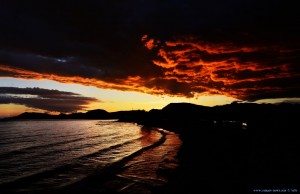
118,127,182,191
140,126,162,147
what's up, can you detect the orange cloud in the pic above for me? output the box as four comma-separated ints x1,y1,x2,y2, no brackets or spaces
141,35,159,50
141,35,300,100
0,64,166,96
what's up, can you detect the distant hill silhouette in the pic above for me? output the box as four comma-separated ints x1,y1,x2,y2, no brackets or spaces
13,112,57,120
3,109,110,120
2,102,299,127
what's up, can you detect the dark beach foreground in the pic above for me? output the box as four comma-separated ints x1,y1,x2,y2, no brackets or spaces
153,122,249,194
154,121,300,194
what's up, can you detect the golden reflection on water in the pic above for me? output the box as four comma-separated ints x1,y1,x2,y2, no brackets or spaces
140,126,162,146
119,126,182,185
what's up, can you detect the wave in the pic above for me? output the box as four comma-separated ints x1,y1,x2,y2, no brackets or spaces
59,129,167,192
0,134,147,185
0,132,116,159
0,128,167,193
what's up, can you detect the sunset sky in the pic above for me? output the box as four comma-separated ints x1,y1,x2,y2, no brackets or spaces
0,0,299,117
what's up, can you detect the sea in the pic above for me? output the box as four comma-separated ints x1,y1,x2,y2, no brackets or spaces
0,120,181,193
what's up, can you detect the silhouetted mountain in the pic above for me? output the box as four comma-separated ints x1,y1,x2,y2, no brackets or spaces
132,103,213,132
2,103,299,127
12,112,55,120
162,102,212,119
162,102,208,112
161,102,299,121
3,109,110,120
85,109,110,119
111,110,147,122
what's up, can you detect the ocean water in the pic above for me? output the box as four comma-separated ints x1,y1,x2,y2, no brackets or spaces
0,120,181,193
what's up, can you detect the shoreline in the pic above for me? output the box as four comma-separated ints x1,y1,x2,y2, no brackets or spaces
53,126,176,194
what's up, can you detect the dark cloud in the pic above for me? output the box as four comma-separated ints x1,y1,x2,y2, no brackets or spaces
0,0,299,101
0,87,99,112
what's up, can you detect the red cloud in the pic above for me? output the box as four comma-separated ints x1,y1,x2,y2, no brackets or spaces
0,64,165,96
141,35,300,100
141,35,160,50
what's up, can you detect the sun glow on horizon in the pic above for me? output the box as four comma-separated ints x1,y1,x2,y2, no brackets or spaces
0,78,240,116
1,77,298,118
0,104,43,118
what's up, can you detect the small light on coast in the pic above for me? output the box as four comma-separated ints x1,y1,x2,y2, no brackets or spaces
242,122,247,129
56,58,67,63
